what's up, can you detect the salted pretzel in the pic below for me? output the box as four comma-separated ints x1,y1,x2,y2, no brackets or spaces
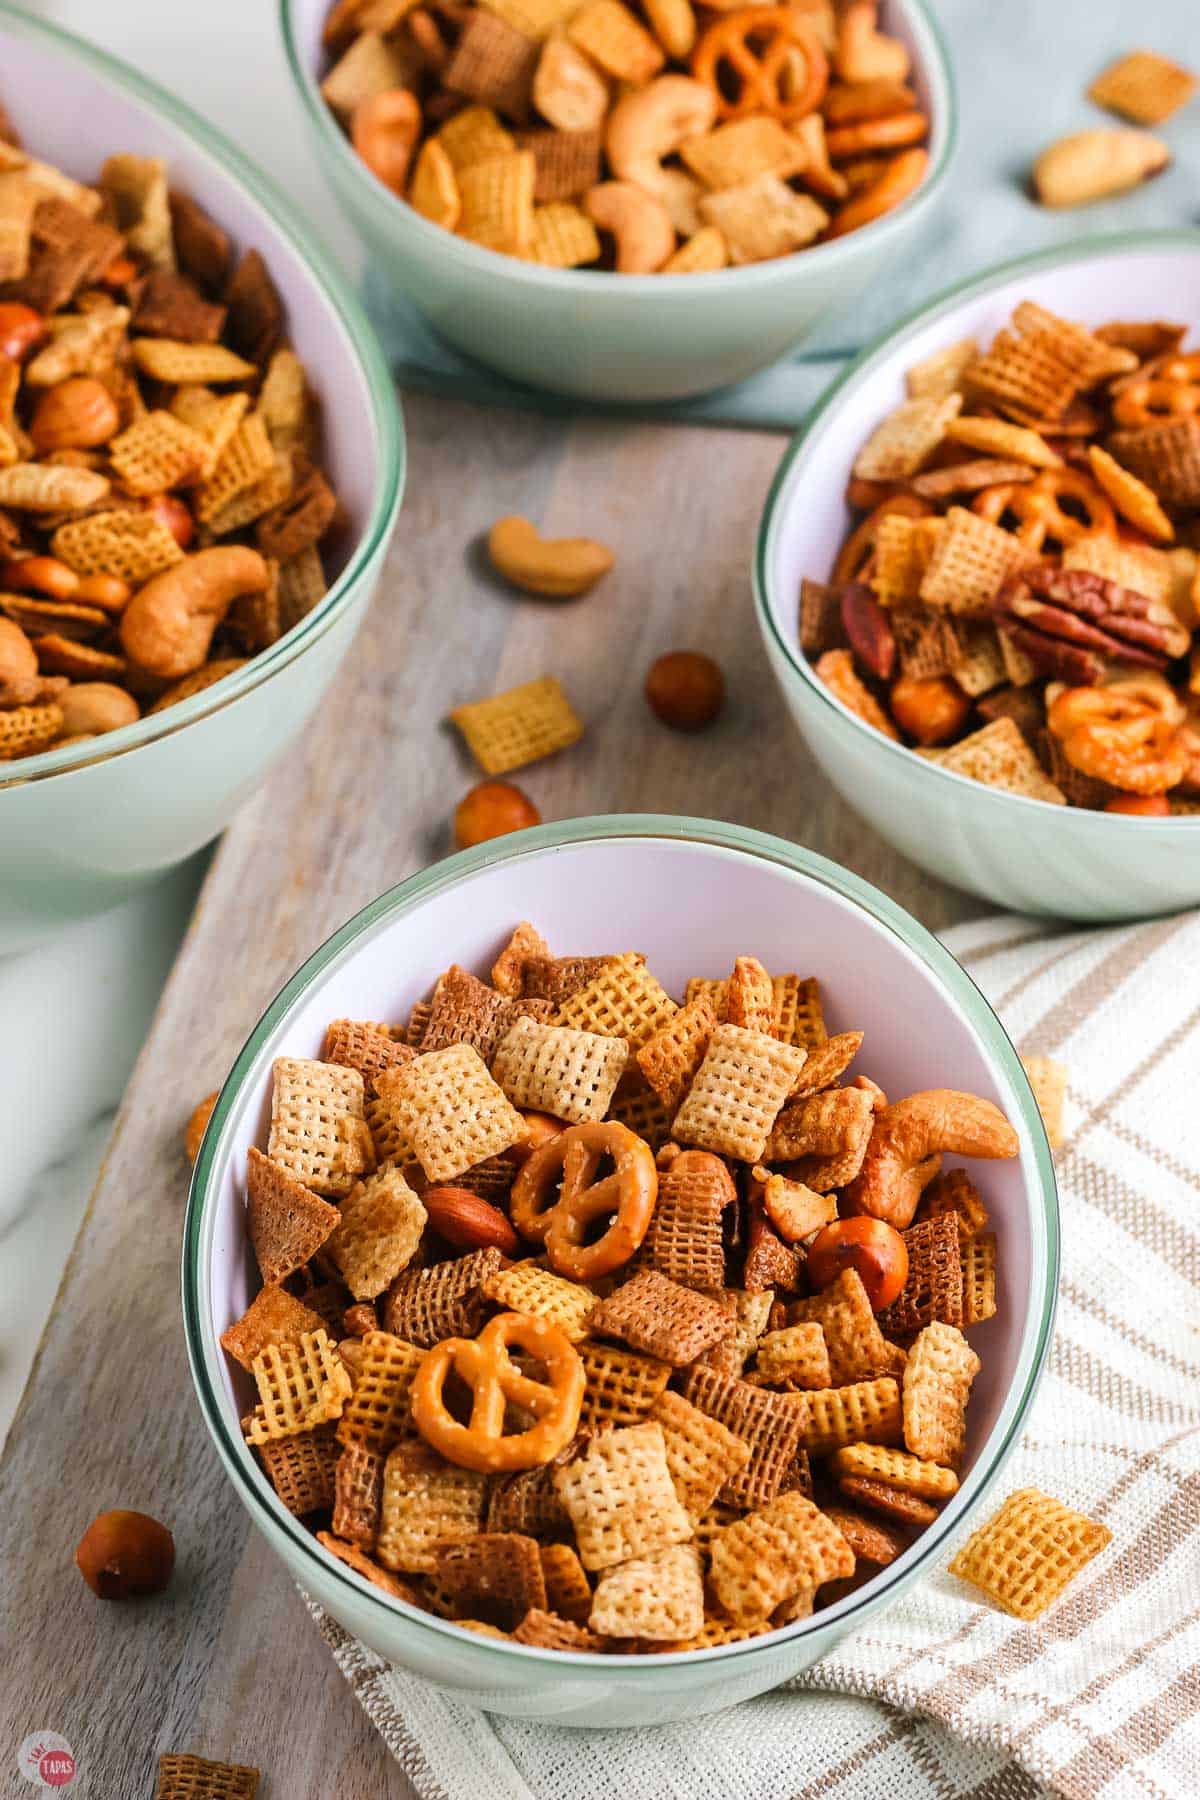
1112,351,1200,428
410,1310,585,1473
972,468,1115,551
509,1119,658,1281
833,492,931,586
691,8,828,122
1047,678,1189,795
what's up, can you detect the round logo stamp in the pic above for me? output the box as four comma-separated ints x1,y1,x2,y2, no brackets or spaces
17,1734,77,1789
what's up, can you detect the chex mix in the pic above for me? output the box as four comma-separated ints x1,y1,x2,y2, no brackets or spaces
0,104,340,766
219,926,1105,1649
318,0,930,273
800,299,1200,815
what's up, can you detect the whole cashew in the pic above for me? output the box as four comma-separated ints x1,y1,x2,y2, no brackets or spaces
119,546,269,680
58,682,140,737
487,516,615,598
0,618,40,707
585,181,676,274
834,1,910,84
606,75,717,207
843,1089,1019,1228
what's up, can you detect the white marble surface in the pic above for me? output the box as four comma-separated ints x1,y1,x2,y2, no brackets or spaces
0,0,368,1445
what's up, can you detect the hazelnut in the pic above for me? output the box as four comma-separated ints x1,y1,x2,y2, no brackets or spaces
454,780,540,849
1,555,80,600
806,1216,909,1310
184,1092,218,1164
29,377,121,452
509,1109,569,1165
1105,793,1171,816
889,674,971,746
0,301,45,362
75,1508,175,1600
147,492,195,550
645,650,724,732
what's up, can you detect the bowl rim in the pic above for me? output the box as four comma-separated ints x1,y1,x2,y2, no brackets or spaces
753,226,1200,827
278,0,958,296
0,0,405,786
184,813,1059,1673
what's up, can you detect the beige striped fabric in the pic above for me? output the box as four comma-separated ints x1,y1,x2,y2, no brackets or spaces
307,912,1200,1800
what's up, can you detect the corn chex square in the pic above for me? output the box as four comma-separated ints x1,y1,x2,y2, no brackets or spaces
854,394,961,481
708,1491,855,1621
483,1260,595,1340
698,175,827,265
337,1330,425,1452
531,202,600,267
1088,50,1197,125
903,1320,980,1467
935,716,1066,805
553,1421,693,1569
374,1044,524,1182
566,0,664,81
108,410,209,495
52,507,184,582
244,1329,352,1445
672,1023,808,1163
637,995,718,1111
799,1377,903,1457
963,1231,998,1326
790,1267,903,1385
1022,1052,1067,1148
577,1341,672,1428
326,1166,427,1300
451,674,582,773
919,505,1032,616
555,950,678,1048
458,150,537,255
491,1016,628,1121
539,1541,593,1622
832,1441,958,1501
377,1441,489,1573
948,1487,1111,1620
267,1057,374,1198
220,1282,325,1372
589,1542,705,1641
755,1322,831,1389
649,1388,751,1516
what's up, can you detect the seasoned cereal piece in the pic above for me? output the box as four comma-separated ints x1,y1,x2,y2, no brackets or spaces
484,1260,595,1340
637,1146,733,1290
814,649,900,740
377,1440,488,1573
590,1542,705,1641
491,1017,628,1122
636,996,718,1111
838,1473,938,1526
433,1533,547,1630
577,1341,672,1428
374,1045,525,1182
680,1366,804,1509
512,1610,608,1650
903,1320,980,1467
950,1488,1113,1621
257,1424,340,1516
490,919,552,995
799,1377,904,1458
878,1214,965,1337
790,1268,903,1386
831,1442,959,1501
243,1329,352,1444
1022,1053,1067,1148
326,1166,427,1300
1089,51,1196,125
755,1323,831,1390
962,1231,998,1326
587,1268,732,1365
154,1755,259,1800
555,950,678,1048
917,1167,988,1242
322,1018,415,1092
822,1503,910,1566
673,1024,808,1163
267,1057,373,1198
853,394,962,482
316,1531,424,1603
336,1330,425,1451
708,1492,854,1621
553,1421,693,1569
383,1248,503,1347
220,1283,326,1372
649,1389,750,1516
333,1441,384,1546
245,1146,339,1285
539,1541,593,1622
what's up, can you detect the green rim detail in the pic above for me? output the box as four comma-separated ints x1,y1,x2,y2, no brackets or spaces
753,228,1200,825
184,814,1058,1670
0,0,404,783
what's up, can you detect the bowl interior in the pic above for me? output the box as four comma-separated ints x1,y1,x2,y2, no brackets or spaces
761,237,1200,668
0,21,380,577
285,0,952,292
194,824,1053,1653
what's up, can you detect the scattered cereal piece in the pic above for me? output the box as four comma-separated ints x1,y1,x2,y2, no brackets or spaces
948,1487,1111,1619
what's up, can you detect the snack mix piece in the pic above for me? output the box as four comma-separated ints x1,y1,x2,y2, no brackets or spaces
318,0,930,273
0,107,342,769
803,298,1200,815
223,930,1017,1654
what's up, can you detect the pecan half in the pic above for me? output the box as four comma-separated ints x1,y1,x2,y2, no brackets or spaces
993,562,1184,681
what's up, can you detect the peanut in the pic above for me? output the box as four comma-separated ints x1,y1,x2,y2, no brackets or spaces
487,515,614,598
29,377,121,452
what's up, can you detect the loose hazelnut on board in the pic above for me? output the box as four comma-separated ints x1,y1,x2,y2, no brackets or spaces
806,1216,909,1310
644,650,724,731
454,780,541,849
185,1092,218,1164
889,674,971,746
75,1509,175,1600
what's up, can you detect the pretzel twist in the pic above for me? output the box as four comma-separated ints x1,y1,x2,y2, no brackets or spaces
411,1311,585,1472
510,1119,658,1281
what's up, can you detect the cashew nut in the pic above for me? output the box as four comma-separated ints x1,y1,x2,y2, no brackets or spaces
844,1089,1019,1228
585,181,676,274
0,617,39,707
119,546,269,680
606,76,717,208
58,682,140,737
835,1,910,84
487,515,615,598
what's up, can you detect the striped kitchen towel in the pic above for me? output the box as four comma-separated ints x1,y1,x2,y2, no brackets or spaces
310,910,1200,1800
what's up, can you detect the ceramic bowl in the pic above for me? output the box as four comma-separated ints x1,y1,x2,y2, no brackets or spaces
279,0,956,404
0,3,404,954
755,233,1200,922
184,815,1057,1727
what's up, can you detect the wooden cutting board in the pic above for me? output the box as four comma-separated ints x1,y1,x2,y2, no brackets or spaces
0,394,981,1797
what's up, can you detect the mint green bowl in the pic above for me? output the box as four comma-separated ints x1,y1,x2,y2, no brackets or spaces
0,3,404,954
185,816,1057,1726
280,0,956,403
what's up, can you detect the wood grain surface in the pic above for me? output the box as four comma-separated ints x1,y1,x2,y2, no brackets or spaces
0,394,983,1799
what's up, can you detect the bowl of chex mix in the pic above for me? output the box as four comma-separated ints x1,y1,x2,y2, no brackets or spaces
280,0,955,401
184,815,1057,1726
756,234,1200,921
0,4,403,949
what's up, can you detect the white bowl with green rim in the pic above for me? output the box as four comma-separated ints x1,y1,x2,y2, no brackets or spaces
755,233,1200,922
184,814,1057,1727
279,0,956,404
0,2,404,955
